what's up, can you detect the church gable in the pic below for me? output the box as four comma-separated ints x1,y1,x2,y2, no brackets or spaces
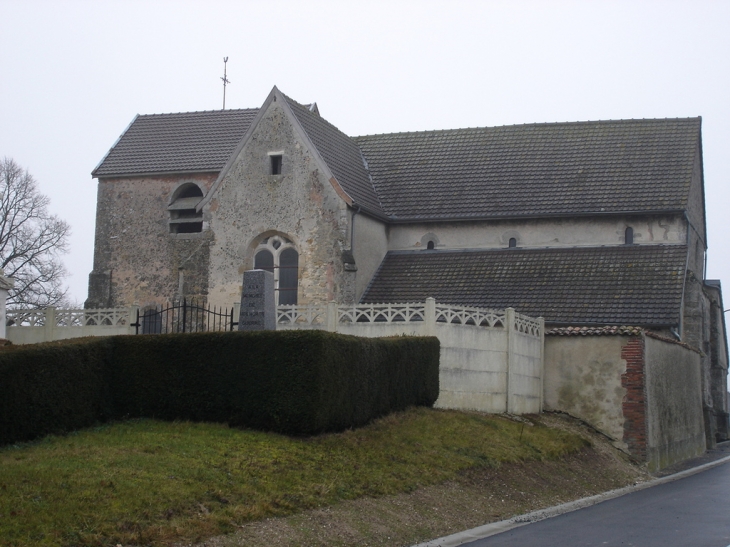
685,137,708,272
203,89,352,307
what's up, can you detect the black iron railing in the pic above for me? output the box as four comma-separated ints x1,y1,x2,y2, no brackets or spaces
132,299,237,334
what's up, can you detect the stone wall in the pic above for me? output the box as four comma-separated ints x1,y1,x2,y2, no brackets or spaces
705,282,730,442
681,273,730,446
86,173,217,308
686,140,707,274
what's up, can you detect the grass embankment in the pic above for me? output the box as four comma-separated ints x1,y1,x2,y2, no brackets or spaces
0,408,589,547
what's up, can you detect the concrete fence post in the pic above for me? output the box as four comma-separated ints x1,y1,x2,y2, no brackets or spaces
0,270,13,340
0,289,8,340
232,302,241,330
128,306,139,335
425,297,436,336
326,301,338,332
538,316,545,412
505,307,516,414
44,307,56,343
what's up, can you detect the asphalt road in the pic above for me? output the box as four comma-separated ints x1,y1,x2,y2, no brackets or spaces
462,460,730,547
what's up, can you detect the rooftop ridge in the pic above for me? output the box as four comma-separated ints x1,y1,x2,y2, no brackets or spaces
354,116,701,140
136,107,259,118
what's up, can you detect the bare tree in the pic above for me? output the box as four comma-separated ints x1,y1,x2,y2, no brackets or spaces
0,158,70,308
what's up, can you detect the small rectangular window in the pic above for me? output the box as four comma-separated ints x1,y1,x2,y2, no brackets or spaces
271,155,283,175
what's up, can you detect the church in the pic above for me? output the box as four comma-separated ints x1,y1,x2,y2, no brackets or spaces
87,86,728,462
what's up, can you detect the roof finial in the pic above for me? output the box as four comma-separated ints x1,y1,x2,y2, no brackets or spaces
221,57,230,110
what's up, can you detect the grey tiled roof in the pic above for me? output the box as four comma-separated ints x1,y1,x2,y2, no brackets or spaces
92,93,701,221
283,95,384,216
354,118,701,220
93,109,259,177
361,245,687,326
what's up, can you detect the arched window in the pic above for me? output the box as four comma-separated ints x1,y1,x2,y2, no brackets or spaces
254,249,274,272
169,183,204,233
253,235,298,305
625,227,634,245
420,233,439,249
278,248,299,305
508,237,517,248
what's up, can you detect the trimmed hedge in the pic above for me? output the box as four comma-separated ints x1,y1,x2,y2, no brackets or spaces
0,331,439,445
0,338,115,445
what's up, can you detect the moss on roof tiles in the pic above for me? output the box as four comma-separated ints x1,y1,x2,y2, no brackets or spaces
361,245,687,326
355,117,700,219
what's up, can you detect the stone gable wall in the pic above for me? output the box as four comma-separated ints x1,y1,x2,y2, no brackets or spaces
204,99,351,309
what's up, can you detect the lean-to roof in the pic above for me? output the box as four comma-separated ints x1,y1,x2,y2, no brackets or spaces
361,245,687,326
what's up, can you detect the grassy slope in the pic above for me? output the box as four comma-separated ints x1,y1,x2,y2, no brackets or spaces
204,413,645,547
0,408,592,547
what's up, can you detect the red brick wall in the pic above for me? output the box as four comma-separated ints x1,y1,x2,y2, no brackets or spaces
621,336,647,461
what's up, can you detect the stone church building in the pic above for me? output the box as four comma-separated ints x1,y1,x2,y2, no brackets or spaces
87,86,728,456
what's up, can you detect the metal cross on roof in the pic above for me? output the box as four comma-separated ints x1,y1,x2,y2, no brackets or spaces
221,57,230,110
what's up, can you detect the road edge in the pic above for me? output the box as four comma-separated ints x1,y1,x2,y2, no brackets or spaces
412,454,730,547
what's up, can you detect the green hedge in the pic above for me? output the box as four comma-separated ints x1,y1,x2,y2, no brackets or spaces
0,338,115,445
0,331,439,444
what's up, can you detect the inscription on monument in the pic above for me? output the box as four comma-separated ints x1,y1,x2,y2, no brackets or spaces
238,269,276,331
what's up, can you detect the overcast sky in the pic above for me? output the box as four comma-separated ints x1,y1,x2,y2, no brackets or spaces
1,0,729,308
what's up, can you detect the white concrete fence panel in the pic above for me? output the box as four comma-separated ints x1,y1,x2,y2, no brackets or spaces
277,298,544,414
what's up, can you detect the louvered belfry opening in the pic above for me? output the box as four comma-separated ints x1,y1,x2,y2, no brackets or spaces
168,183,204,233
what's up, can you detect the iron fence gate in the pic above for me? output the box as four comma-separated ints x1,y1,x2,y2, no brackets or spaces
133,299,238,334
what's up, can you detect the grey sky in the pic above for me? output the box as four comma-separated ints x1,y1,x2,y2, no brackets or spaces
1,0,728,307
